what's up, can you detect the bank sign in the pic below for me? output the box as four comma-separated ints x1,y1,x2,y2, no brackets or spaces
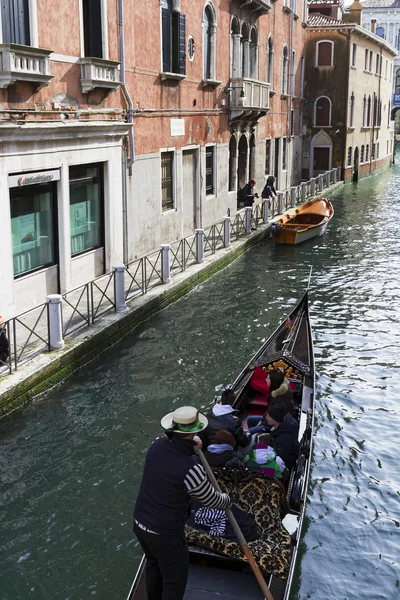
8,169,61,188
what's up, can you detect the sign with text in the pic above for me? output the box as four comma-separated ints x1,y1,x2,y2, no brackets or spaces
170,118,185,137
8,169,61,188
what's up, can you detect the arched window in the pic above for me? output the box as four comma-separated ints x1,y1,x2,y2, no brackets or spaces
203,4,216,81
228,135,237,191
161,0,186,75
314,96,331,127
230,16,240,78
267,36,274,85
395,68,400,94
250,27,258,80
364,48,369,70
241,21,250,78
369,50,373,71
376,26,385,39
360,145,365,163
366,144,369,161
347,146,353,166
352,43,357,67
376,53,380,75
349,92,355,127
282,45,288,94
373,94,378,126
362,95,367,127
316,40,333,66
367,95,371,126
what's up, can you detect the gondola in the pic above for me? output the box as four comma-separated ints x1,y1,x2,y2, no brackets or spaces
127,291,315,600
272,198,334,245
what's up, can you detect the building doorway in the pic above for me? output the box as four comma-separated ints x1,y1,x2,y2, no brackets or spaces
182,149,199,233
310,130,332,177
274,138,280,188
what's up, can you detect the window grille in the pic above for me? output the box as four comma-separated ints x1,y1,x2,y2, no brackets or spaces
161,152,174,212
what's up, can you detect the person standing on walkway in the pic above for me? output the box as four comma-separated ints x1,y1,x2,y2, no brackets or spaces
241,179,259,207
133,406,231,600
0,317,9,366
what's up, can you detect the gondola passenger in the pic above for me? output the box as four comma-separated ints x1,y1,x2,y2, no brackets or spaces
243,433,286,480
265,405,299,470
204,429,238,467
133,406,231,600
203,388,251,450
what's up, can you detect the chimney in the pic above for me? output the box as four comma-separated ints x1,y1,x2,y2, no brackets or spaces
371,19,376,34
342,0,363,25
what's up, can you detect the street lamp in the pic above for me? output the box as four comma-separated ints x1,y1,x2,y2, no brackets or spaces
223,85,246,106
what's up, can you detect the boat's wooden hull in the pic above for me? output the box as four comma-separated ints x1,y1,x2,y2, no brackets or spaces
274,198,334,245
127,293,315,600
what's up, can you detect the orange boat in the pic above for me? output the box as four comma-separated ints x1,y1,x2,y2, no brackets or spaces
272,198,334,245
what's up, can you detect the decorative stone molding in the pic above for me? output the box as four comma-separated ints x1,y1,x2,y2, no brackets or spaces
80,57,120,94
0,44,53,90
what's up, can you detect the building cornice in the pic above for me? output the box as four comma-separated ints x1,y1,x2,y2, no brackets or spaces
0,121,131,143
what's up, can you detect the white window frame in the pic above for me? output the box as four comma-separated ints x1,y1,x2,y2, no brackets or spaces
315,40,334,67
79,0,109,59
202,1,217,81
0,0,38,46
314,95,332,127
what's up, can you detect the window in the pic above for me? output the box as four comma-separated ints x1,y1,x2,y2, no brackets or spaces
1,0,30,45
161,151,174,211
241,21,250,78
267,36,274,85
291,50,296,96
395,68,400,94
265,139,271,175
349,92,355,127
205,146,215,195
366,144,369,161
300,55,305,97
388,101,391,127
351,43,357,67
347,146,353,166
290,109,294,136
82,0,103,58
377,143,379,159
362,95,367,127
203,4,216,80
315,96,331,127
11,181,57,277
371,143,375,160
387,140,389,155
316,41,333,67
282,138,287,171
250,27,258,80
376,53,380,74
303,0,307,22
369,50,373,72
161,0,186,75
376,26,385,39
367,95,371,126
188,36,195,61
360,145,364,163
365,48,369,70
282,45,288,94
230,16,240,78
70,164,103,256
385,59,388,79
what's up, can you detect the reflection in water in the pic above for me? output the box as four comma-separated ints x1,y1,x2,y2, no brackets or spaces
1,164,400,599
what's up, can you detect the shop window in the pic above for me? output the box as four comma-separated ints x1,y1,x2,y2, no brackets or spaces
82,0,103,58
205,146,215,195
161,0,186,75
1,0,30,45
11,182,57,277
316,41,333,67
161,151,174,211
315,96,331,127
70,164,103,256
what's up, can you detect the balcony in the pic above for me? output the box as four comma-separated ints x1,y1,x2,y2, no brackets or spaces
239,0,271,14
80,57,120,94
0,44,53,90
229,78,270,119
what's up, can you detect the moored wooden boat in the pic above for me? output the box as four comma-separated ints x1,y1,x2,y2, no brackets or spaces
127,292,315,600
272,198,334,245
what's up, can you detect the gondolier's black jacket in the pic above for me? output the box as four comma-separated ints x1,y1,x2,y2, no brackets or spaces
133,435,230,537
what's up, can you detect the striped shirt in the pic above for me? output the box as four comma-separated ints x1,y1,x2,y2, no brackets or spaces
184,463,230,509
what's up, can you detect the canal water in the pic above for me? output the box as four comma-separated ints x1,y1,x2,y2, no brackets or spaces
1,163,400,600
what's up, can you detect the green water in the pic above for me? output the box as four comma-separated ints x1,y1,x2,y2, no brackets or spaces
1,164,400,599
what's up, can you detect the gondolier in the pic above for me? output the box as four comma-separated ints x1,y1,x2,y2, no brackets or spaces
133,406,231,600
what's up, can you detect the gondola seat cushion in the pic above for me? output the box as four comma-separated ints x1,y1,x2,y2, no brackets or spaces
185,459,291,578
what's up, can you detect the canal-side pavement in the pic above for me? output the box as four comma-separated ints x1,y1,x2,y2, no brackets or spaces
0,184,343,420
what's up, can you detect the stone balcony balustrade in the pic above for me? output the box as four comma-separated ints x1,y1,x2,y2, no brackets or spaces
229,78,270,119
80,57,120,94
0,44,53,89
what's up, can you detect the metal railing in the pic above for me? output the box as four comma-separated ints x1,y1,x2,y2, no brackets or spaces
0,166,342,378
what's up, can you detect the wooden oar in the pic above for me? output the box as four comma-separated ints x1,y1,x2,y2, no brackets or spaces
197,449,275,600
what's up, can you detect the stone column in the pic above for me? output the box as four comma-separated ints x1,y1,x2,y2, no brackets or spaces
112,265,127,313
47,294,64,350
160,245,171,284
195,229,204,263
223,217,231,248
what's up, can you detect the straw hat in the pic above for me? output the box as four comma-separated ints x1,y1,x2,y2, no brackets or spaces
161,406,208,434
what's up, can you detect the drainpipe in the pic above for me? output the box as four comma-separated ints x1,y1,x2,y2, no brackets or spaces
119,0,134,169
118,0,134,264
